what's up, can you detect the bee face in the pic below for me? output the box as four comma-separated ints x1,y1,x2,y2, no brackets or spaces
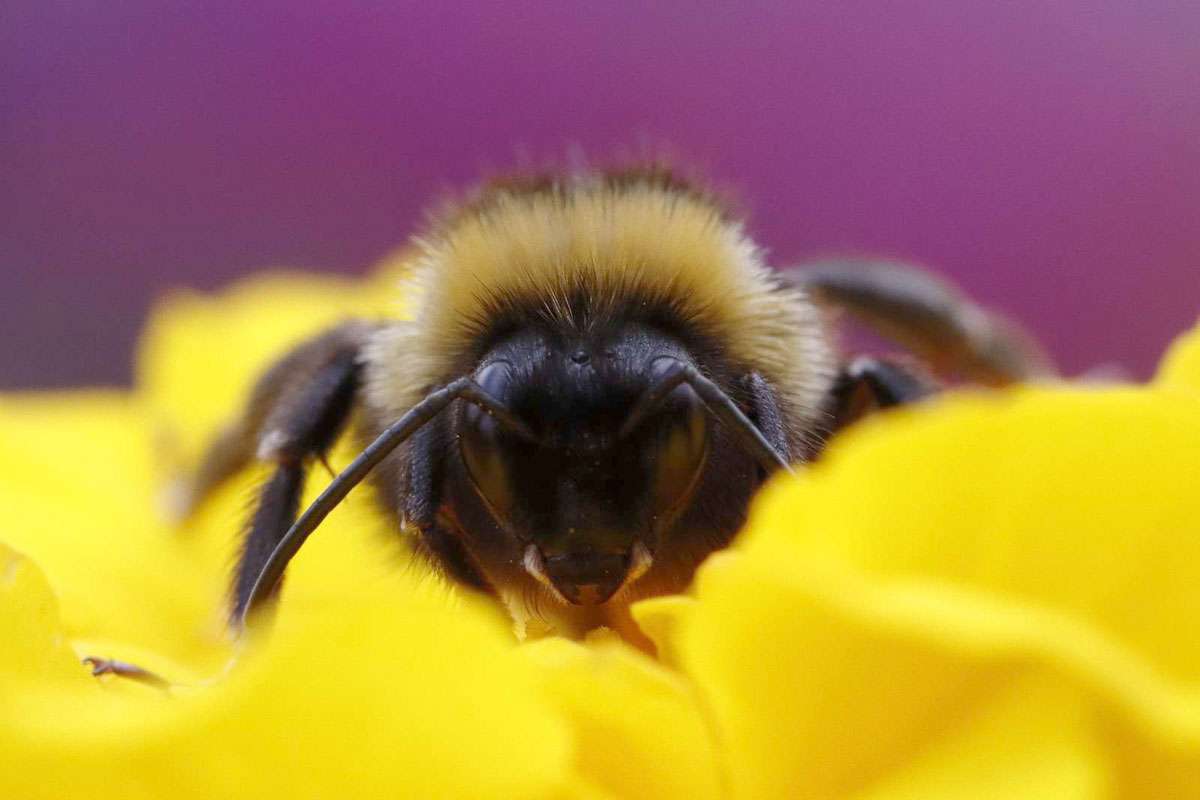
456,324,709,605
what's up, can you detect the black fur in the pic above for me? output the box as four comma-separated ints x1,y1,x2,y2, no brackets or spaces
232,463,304,620
259,346,362,462
226,329,366,623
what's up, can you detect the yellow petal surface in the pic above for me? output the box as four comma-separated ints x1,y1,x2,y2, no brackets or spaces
0,391,231,672
655,387,1200,798
524,635,722,800
1,544,576,799
1155,318,1200,397
855,675,1106,800
0,541,96,689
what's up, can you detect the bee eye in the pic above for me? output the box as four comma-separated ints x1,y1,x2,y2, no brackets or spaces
460,363,516,521
649,385,708,515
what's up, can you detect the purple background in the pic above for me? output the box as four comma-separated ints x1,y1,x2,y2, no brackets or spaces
4,2,1198,389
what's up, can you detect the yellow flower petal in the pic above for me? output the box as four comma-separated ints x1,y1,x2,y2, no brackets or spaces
0,541,92,688
1155,318,1200,397
2,570,576,799
1,540,172,792
0,391,231,672
524,636,722,800
189,588,574,799
857,676,1106,800
630,594,696,671
748,389,1200,699
656,387,1200,798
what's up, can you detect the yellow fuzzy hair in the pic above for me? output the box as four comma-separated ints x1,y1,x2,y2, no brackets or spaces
365,170,835,448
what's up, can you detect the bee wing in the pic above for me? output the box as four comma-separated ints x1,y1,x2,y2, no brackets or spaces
779,259,1055,385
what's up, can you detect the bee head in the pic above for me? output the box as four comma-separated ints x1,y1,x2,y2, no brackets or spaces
456,323,709,605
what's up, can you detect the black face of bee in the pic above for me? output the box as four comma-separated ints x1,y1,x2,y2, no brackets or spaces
456,323,708,604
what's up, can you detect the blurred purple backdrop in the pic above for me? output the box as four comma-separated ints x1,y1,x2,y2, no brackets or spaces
3,2,1198,388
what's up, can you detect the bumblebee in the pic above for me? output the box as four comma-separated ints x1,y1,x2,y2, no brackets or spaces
175,167,1051,644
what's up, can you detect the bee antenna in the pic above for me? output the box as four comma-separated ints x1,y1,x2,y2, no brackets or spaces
239,376,534,629
619,357,793,476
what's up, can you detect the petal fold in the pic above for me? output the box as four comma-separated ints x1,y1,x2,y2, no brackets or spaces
524,636,722,800
657,387,1200,798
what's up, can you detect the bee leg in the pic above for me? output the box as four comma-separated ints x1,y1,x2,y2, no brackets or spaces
231,462,306,621
198,323,377,624
234,374,536,625
419,519,493,593
165,321,377,522
405,424,493,593
827,355,938,435
780,259,1055,385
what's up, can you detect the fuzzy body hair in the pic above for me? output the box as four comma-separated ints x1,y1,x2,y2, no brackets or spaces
365,170,836,454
